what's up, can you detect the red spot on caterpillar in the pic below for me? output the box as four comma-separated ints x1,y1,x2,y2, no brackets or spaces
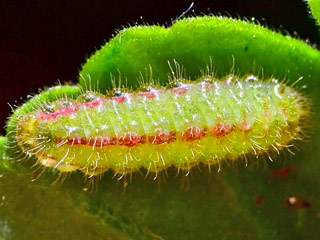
210,124,234,138
270,165,298,178
118,135,146,147
137,92,156,99
83,100,103,108
180,128,207,142
286,197,311,209
148,132,176,145
59,132,178,147
40,107,76,120
39,99,104,120
72,137,86,145
63,137,117,146
153,89,165,96
172,84,192,95
112,96,127,104
198,82,213,90
93,137,117,146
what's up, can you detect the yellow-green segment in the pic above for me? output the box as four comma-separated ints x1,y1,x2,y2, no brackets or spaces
15,77,310,177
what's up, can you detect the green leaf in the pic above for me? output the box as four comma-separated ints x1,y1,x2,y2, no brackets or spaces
308,0,320,25
79,16,320,92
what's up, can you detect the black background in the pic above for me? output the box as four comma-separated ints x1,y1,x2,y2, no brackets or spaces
0,0,319,135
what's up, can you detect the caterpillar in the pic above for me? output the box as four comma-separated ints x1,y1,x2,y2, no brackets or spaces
5,15,318,181
12,74,310,179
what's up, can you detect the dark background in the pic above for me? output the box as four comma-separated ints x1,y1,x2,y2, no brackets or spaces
0,0,319,135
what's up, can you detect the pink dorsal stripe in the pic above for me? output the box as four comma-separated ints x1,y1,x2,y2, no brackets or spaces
39,99,104,121
38,83,213,121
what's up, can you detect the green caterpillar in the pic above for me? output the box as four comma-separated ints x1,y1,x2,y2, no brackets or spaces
8,74,309,178
5,16,319,180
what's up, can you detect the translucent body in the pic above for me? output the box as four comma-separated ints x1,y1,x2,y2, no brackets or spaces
16,77,308,177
